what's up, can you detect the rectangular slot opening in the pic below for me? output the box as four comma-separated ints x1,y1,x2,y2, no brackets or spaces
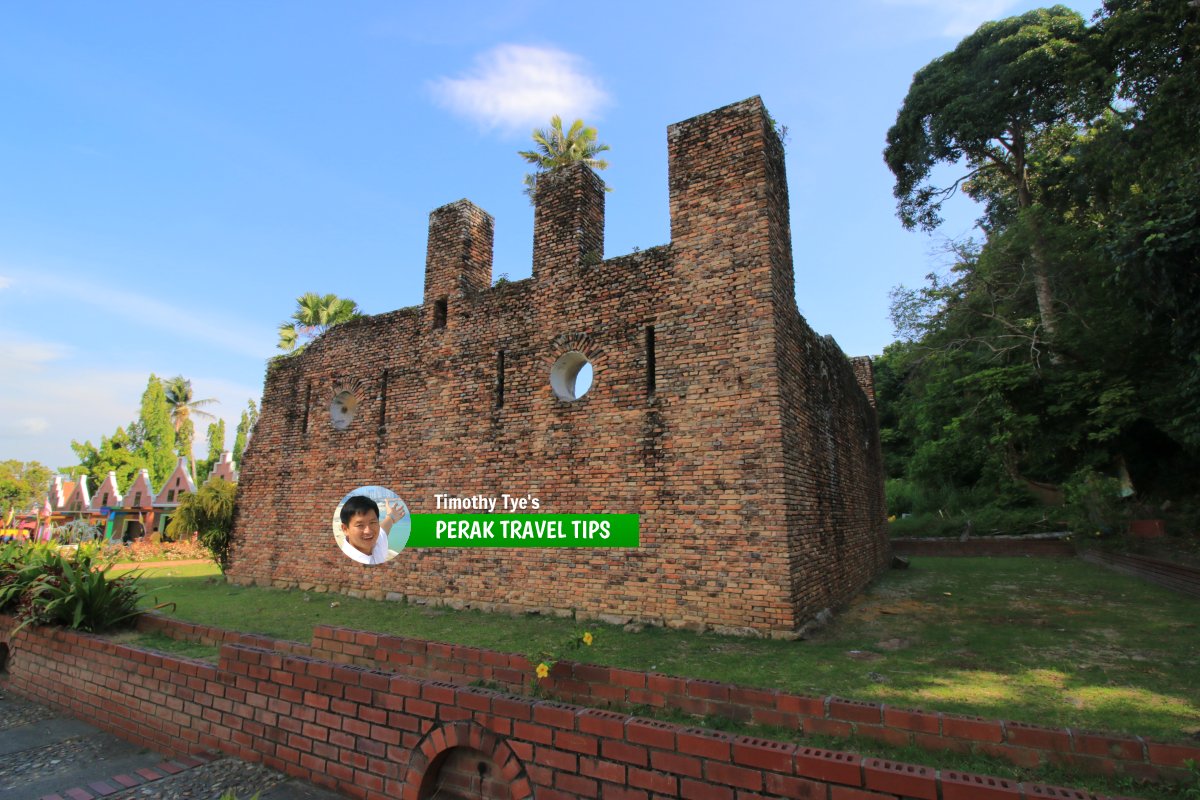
378,369,389,431
302,381,312,433
496,350,505,408
433,297,448,329
645,325,656,396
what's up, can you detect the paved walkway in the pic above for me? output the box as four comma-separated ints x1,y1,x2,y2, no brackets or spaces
0,686,343,800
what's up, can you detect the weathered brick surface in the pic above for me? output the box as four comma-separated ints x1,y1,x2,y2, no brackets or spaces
226,96,888,635
0,615,1156,800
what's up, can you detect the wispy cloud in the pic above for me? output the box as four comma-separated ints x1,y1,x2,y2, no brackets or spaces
0,334,71,372
881,0,1020,36
430,44,610,133
0,335,263,467
0,276,12,290
7,268,274,361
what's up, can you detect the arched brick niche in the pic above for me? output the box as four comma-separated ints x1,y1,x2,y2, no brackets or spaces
403,722,531,800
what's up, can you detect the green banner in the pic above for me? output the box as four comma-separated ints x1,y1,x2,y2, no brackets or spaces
408,514,639,548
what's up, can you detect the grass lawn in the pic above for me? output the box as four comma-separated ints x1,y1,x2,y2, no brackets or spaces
130,557,1200,745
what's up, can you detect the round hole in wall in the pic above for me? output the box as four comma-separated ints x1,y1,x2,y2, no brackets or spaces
550,351,593,401
330,391,358,430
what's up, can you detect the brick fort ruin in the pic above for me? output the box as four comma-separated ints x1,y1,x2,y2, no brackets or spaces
229,97,889,636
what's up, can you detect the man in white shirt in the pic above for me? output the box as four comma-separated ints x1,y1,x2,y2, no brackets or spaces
336,495,405,565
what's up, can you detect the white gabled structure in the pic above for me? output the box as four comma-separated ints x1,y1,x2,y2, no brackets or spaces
155,457,197,505
89,472,123,512
208,451,239,483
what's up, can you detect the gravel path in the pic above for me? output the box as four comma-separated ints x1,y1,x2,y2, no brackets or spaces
0,686,342,800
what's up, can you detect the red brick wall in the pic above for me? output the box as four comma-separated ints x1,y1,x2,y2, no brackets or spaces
2,616,1175,799
226,96,883,636
891,538,1076,558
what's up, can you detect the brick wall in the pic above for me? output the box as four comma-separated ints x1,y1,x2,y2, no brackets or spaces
228,96,888,637
891,538,1077,558
3,617,1170,799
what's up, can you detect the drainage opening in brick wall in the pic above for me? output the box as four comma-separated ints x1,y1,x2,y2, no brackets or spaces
550,351,593,401
330,390,358,429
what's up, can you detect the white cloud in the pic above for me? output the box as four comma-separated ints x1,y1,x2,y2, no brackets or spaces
881,0,1020,36
0,336,71,372
0,365,148,467
6,268,274,361
0,276,12,290
430,44,610,133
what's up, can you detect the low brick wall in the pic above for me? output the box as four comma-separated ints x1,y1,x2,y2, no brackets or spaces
1081,550,1200,598
4,614,1192,800
892,537,1076,558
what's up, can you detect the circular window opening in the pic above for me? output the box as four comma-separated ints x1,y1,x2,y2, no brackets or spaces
330,391,358,429
550,351,593,402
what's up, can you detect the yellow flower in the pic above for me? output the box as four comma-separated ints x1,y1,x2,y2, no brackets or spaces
536,662,550,679
582,632,593,646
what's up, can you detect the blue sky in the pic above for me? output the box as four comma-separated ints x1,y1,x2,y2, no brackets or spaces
0,0,1101,470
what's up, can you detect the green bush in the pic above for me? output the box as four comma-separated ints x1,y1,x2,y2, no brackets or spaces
888,506,1064,538
168,478,237,571
0,542,145,633
1062,468,1127,536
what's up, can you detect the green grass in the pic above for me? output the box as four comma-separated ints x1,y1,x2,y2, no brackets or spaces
130,558,1200,744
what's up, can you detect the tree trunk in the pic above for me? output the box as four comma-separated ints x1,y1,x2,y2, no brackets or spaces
1014,131,1061,364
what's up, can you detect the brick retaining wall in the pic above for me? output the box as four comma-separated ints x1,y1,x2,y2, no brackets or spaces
132,614,1199,789
1081,550,1200,598
4,616,1171,799
891,538,1076,558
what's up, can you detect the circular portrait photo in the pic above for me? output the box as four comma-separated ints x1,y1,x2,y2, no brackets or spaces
331,485,410,565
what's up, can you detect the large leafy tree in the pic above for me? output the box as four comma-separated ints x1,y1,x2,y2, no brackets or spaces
1084,0,1200,448
163,375,217,483
518,115,611,201
277,293,362,352
71,426,148,494
0,460,53,515
197,418,227,480
879,2,1200,509
133,374,177,487
232,399,259,467
884,5,1111,354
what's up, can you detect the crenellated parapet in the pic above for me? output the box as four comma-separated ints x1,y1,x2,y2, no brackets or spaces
231,97,888,636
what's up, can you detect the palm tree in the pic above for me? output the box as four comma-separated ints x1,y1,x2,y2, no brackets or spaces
518,115,611,201
167,476,237,570
163,376,218,483
277,292,363,353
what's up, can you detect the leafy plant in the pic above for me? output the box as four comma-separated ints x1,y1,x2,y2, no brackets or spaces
531,630,595,686
1062,468,1127,537
167,477,237,571
1,542,153,633
518,115,611,202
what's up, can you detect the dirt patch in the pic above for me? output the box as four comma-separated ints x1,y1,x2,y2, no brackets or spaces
842,598,941,624
876,637,913,651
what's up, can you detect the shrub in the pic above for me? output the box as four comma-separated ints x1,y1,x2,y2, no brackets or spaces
168,478,237,571
0,542,146,633
1062,468,1127,536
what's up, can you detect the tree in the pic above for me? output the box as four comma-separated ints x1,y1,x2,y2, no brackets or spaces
0,460,53,515
167,476,237,571
134,375,177,487
232,399,259,466
71,426,148,494
518,115,611,201
277,293,362,352
198,418,227,480
883,6,1111,353
1083,0,1200,448
162,375,217,483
